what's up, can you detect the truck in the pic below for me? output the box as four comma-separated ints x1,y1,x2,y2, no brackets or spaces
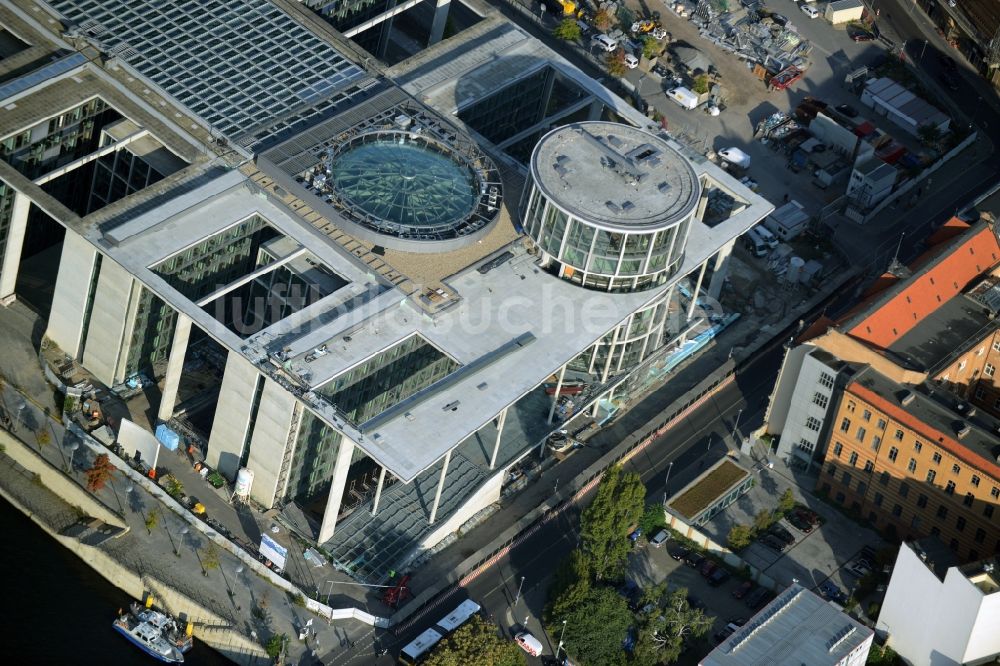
666,86,699,110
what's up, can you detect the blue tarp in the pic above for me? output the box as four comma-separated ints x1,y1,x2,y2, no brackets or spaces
155,424,181,451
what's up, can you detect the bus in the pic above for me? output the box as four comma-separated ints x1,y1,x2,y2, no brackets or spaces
398,628,443,665
434,599,481,635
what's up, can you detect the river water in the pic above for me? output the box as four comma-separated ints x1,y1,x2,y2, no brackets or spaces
0,496,231,664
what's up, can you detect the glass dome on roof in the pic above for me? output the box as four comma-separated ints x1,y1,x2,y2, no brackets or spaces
331,136,478,233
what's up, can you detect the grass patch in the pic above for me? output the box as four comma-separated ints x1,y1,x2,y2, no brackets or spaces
668,460,749,519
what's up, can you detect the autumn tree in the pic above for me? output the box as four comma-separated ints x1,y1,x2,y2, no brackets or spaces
580,465,645,580
552,18,582,41
606,50,628,78
633,588,714,665
593,7,616,32
425,615,525,666
85,453,115,492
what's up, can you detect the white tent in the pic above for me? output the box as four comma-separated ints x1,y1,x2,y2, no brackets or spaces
117,418,161,468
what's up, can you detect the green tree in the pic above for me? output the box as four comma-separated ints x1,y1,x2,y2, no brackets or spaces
85,453,116,492
202,542,221,573
164,475,184,499
777,489,796,514
692,73,711,94
546,550,592,622
580,465,645,581
144,508,160,534
641,36,661,60
727,524,753,551
553,18,582,41
637,504,667,536
753,509,774,532
425,615,525,666
559,586,633,666
606,50,628,78
264,633,288,659
633,589,714,665
866,643,902,665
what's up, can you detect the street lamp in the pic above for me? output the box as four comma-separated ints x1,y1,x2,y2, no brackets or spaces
732,408,743,445
514,576,526,605
662,462,674,507
556,619,568,659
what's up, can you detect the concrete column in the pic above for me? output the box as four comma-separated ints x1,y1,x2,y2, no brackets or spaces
0,191,31,305
489,408,508,469
587,98,604,121
707,238,736,300
538,68,557,124
546,365,567,424
317,439,355,544
428,0,451,46
371,466,387,516
156,313,192,422
429,450,451,525
600,324,623,383
686,261,709,321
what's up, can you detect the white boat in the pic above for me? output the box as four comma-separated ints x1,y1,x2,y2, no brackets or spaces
113,602,192,663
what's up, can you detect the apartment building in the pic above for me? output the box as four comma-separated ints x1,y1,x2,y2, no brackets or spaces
817,366,1000,561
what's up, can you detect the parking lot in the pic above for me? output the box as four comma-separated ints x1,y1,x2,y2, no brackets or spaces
700,462,885,601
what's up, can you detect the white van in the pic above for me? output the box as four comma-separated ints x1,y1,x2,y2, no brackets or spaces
744,228,768,257
754,224,779,249
591,34,618,52
667,86,699,110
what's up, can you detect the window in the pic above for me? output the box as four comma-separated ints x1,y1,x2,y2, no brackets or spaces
952,464,961,475
908,458,917,473
985,505,995,519
862,410,872,422
976,528,986,544
927,470,937,483
987,363,996,377
932,452,942,464
868,512,878,524
857,479,867,494
971,475,981,487
899,482,910,498
964,492,974,507
834,442,843,457
849,452,859,466
993,487,1000,500
894,429,904,441
956,516,966,531
958,360,967,371
911,516,922,529
847,401,856,413
877,418,887,429
879,471,890,486
945,481,956,495
994,340,1000,353
805,416,822,432
874,493,884,507
856,427,867,442
970,550,979,561
835,492,846,504
917,494,928,508
914,441,922,453
840,417,851,432
842,471,852,486
949,539,958,551
937,505,948,519
813,392,829,409
864,460,874,472
827,463,836,476
931,526,940,537
819,372,835,389
892,504,902,518
996,397,1000,410
888,447,899,462
975,387,986,400
872,435,882,451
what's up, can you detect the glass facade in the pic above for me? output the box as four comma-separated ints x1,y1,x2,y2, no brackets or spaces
125,287,177,377
524,185,691,291
87,148,166,213
569,294,671,376
286,407,344,504
317,335,459,427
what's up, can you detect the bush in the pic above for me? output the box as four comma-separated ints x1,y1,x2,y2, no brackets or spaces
638,504,668,537
641,36,660,60
264,634,288,659
692,74,710,94
163,475,184,499
753,509,775,532
606,50,627,78
553,18,581,41
777,489,796,515
727,524,753,551
288,592,307,607
592,8,615,32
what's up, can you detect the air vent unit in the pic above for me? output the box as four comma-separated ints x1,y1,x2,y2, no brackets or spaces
956,422,971,439
901,390,915,406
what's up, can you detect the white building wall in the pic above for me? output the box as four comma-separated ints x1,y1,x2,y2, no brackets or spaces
206,352,260,479
81,258,137,386
878,544,982,666
963,581,1000,663
45,232,97,358
774,349,838,464
245,378,297,508
420,470,503,549
765,344,811,434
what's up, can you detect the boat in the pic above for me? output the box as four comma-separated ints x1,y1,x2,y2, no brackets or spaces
113,602,193,663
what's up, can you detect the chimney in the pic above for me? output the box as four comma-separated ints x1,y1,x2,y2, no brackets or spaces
956,422,971,439
901,390,915,406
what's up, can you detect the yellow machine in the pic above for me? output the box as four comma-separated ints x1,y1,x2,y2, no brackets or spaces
631,19,657,33
558,0,576,14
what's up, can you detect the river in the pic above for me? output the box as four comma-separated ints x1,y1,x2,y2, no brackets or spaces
0,496,232,664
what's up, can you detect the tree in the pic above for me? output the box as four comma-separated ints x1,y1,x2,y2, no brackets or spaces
35,428,51,450
546,550,592,623
85,453,116,492
144,508,160,534
202,542,221,574
593,7,616,32
692,73,711,94
866,643,902,665
753,509,774,532
264,633,288,659
425,615,525,666
580,465,645,581
164,475,184,499
553,18,582,42
559,586,633,666
727,524,753,551
606,50,628,78
641,36,661,60
637,503,667,537
777,489,796,514
633,589,714,665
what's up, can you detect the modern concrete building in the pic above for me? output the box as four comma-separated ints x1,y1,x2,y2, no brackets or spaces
699,583,873,666
877,539,1000,666
0,0,771,582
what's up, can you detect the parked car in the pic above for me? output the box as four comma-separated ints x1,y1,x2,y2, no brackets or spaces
770,12,789,26
767,524,795,546
591,33,618,52
760,535,787,552
623,52,640,69
714,623,739,643
835,104,859,118
937,71,960,90
515,632,543,657
800,4,819,18
708,568,731,586
732,581,754,599
686,595,706,611
650,530,669,548
819,580,848,604
848,26,875,42
685,552,706,569
728,617,747,627
700,560,718,578
850,561,873,577
745,587,772,610
937,52,958,71
670,545,691,561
